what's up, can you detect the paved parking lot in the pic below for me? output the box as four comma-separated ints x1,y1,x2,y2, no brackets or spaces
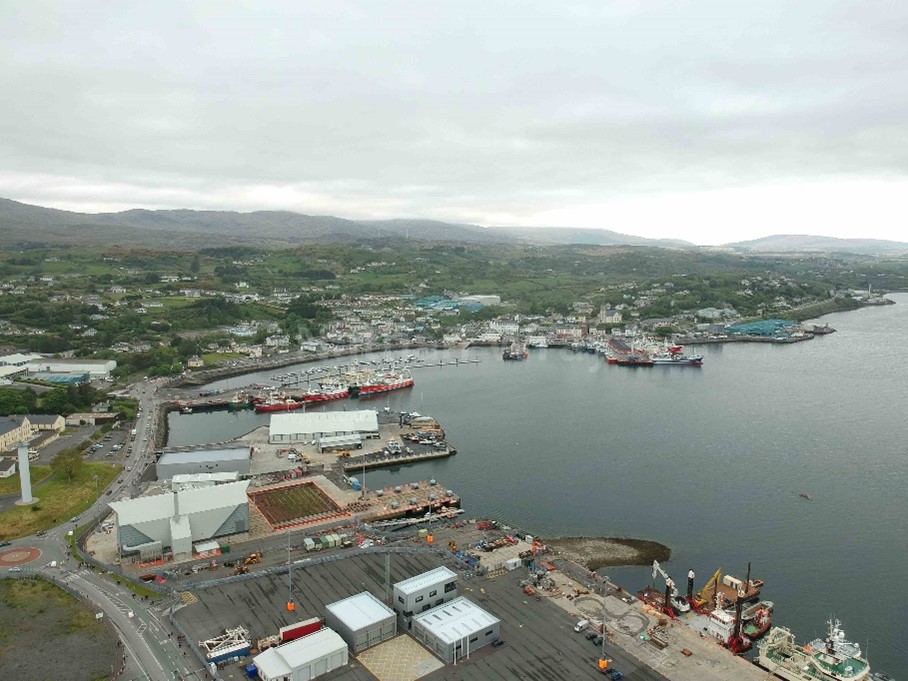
175,551,664,681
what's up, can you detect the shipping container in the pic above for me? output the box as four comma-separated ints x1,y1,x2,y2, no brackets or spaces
280,617,321,643
303,537,316,552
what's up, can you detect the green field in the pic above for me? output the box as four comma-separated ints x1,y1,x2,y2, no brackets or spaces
0,463,121,540
0,465,52,495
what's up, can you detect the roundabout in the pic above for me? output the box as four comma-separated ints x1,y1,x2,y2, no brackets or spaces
0,546,42,567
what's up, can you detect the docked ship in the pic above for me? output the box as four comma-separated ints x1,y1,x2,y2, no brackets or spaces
348,372,414,398
253,393,304,413
741,601,773,640
651,345,703,366
502,341,528,361
757,619,876,681
300,384,349,404
615,352,653,366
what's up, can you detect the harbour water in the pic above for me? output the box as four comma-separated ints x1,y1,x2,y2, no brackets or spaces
168,294,908,675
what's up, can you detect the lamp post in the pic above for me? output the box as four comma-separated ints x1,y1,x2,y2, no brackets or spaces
93,474,99,502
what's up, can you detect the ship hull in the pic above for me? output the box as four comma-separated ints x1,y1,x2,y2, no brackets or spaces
254,401,304,413
350,379,414,398
300,390,349,403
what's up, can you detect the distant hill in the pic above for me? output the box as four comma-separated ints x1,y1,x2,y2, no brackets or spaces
493,225,696,249
727,234,908,255
0,198,694,250
4,198,901,254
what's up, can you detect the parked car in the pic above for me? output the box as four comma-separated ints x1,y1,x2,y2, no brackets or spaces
491,638,506,647
0,541,11,548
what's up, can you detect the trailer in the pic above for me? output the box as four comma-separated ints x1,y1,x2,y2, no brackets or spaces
199,626,251,664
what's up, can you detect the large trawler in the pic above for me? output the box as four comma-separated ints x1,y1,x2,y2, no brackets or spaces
758,619,875,681
299,384,349,404
348,371,414,398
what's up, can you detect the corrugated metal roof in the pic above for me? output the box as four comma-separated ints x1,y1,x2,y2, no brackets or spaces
157,447,250,466
326,592,394,629
269,410,378,436
413,597,500,644
171,472,239,484
394,566,457,595
255,629,346,676
110,480,249,526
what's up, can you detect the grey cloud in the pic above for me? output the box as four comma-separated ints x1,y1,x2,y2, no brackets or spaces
1,0,907,236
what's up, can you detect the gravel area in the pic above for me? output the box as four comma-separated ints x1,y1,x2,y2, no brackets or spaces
542,536,671,570
0,577,118,681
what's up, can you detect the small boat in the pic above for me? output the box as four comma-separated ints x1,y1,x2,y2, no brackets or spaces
799,492,813,501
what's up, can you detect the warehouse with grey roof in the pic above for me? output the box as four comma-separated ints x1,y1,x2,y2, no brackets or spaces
155,446,251,480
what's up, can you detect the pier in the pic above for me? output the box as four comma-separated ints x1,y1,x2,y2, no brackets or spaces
342,447,455,472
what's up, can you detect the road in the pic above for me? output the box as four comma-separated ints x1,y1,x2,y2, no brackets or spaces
3,377,215,681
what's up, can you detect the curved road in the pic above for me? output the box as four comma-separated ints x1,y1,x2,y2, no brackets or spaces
4,378,213,681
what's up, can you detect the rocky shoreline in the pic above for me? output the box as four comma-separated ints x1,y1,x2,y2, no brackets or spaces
542,536,671,571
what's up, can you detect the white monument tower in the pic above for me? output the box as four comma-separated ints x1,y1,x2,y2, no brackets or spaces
16,443,38,505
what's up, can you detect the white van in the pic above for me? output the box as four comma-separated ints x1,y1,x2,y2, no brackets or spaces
573,619,589,633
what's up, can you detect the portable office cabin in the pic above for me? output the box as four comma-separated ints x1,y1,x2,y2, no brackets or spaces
411,596,501,663
324,592,397,654
253,628,348,681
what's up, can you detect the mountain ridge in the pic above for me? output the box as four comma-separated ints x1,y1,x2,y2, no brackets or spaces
2,198,906,254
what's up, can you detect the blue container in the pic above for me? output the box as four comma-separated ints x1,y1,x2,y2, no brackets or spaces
349,477,361,491
246,664,258,678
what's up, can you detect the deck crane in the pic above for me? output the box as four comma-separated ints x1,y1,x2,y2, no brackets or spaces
691,567,722,613
652,560,691,616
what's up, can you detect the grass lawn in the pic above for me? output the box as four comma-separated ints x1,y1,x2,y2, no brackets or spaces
0,463,121,540
0,466,53,495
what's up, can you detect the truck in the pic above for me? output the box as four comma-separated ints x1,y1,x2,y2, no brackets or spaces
131,428,137,436
574,619,590,633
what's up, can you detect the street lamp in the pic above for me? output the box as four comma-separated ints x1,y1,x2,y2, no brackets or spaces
93,474,99,502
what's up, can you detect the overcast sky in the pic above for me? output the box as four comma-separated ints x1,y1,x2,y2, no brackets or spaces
2,1,907,244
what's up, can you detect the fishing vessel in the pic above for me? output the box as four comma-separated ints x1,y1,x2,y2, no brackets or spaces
502,341,528,361
757,619,876,681
348,372,414,398
651,345,703,366
300,384,349,404
253,394,304,413
741,601,773,640
615,353,653,366
651,353,703,366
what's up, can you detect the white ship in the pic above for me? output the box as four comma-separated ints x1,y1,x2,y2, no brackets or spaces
758,619,874,681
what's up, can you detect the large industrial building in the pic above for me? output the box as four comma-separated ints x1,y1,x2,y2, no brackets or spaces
24,358,116,380
324,592,396,654
268,411,379,445
155,446,251,480
411,596,501,663
253,628,348,681
392,566,458,630
109,480,249,560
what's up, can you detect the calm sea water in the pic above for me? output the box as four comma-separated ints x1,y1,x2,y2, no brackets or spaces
169,295,908,675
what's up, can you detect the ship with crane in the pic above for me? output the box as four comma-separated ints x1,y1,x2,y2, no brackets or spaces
636,560,690,618
678,563,768,654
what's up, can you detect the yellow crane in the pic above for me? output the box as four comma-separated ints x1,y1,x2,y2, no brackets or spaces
692,567,722,610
